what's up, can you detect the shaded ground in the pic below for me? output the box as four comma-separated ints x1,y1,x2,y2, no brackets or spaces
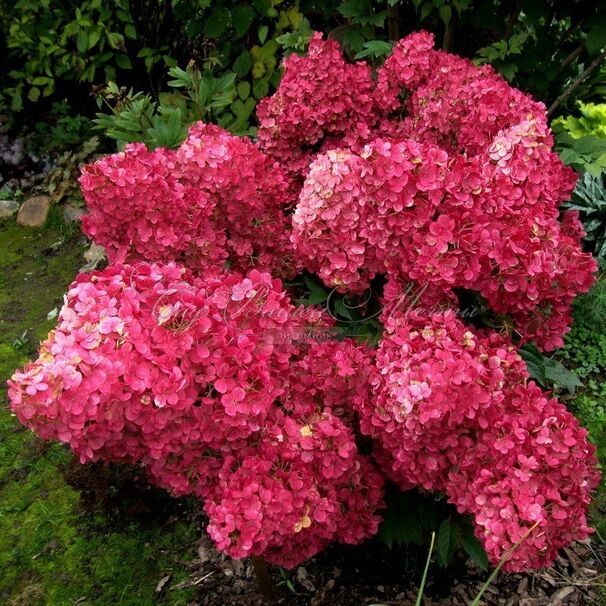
174,534,606,606
0,209,604,605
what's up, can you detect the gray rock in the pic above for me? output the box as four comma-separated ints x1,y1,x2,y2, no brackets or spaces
63,204,85,223
16,195,51,227
79,243,107,272
0,199,19,218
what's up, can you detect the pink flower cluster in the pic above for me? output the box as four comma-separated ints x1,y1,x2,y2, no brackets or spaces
81,124,296,278
8,263,383,565
8,31,601,571
359,300,598,570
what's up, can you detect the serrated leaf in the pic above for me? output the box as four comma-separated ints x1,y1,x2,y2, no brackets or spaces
341,27,366,53
354,40,392,60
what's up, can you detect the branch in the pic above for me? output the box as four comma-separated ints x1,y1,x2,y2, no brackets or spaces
442,19,454,52
548,47,606,116
556,18,585,49
387,4,399,42
251,556,276,603
560,43,584,71
503,0,524,41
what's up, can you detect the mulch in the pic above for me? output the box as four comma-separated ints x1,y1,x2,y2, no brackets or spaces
158,534,605,606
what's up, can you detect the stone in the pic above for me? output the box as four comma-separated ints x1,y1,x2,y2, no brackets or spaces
63,204,85,223
16,195,51,227
0,199,19,218
80,243,107,272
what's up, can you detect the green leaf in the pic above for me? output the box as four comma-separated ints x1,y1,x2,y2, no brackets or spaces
252,78,269,99
10,94,23,112
573,137,606,156
439,4,452,26
233,51,253,77
436,517,458,566
31,76,52,85
354,40,392,60
107,32,125,49
520,343,582,393
115,53,132,69
342,27,366,53
258,25,268,45
76,30,89,53
232,5,254,38
253,0,271,17
27,86,41,102
334,297,353,320
88,28,102,48
461,531,488,570
544,361,582,393
252,60,266,79
420,3,432,19
237,81,251,100
124,24,137,40
338,0,386,26
204,8,230,38
378,490,427,548
519,343,547,386
229,97,256,132
304,275,329,305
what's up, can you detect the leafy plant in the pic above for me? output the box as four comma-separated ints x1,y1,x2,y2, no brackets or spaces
93,63,239,149
555,132,606,176
378,488,488,570
553,102,606,139
475,31,529,81
519,342,582,394
31,101,93,155
562,171,606,261
3,0,143,111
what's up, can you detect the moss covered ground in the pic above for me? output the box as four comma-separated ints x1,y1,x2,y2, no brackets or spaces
0,211,196,605
559,280,606,540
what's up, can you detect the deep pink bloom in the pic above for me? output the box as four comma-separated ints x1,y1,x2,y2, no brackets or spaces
10,30,600,571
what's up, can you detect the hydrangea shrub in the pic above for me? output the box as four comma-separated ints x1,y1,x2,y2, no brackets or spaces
9,31,600,572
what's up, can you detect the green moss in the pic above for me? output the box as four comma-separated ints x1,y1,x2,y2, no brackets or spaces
559,278,606,535
0,215,196,605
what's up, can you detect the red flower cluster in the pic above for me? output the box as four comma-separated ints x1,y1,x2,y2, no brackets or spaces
81,124,296,278
8,31,600,571
8,263,382,565
360,303,598,570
